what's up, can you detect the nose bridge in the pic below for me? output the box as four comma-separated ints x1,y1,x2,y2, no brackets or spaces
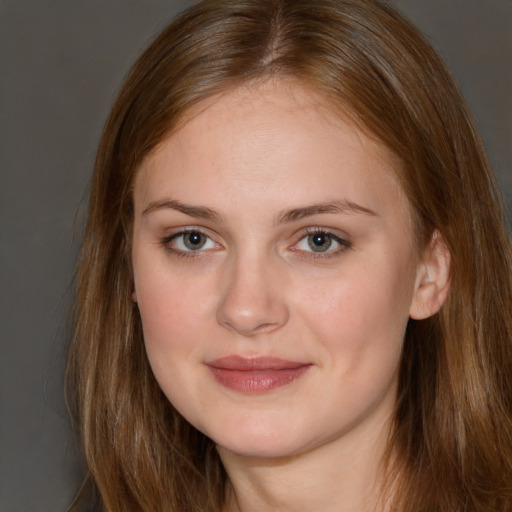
216,246,289,336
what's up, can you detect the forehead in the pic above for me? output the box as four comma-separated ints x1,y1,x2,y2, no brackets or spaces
134,80,410,226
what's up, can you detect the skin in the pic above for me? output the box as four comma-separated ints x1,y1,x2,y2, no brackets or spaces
131,81,449,511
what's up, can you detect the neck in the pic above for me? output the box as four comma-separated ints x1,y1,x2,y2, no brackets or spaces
218,410,394,512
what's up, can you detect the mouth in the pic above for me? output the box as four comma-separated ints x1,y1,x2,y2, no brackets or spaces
205,356,312,393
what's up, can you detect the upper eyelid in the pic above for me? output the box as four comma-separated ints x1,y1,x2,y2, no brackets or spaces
159,227,213,246
163,226,216,239
292,226,351,242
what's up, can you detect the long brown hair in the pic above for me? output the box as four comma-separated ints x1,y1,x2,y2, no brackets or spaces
67,0,512,510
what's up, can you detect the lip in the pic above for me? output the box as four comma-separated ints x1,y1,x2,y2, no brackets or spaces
205,356,312,393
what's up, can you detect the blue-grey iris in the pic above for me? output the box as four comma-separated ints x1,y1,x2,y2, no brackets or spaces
308,233,332,252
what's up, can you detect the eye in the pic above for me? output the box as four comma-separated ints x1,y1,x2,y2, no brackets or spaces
164,229,218,253
293,230,351,255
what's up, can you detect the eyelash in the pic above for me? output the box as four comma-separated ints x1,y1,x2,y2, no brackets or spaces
160,228,219,259
160,227,352,260
291,228,352,260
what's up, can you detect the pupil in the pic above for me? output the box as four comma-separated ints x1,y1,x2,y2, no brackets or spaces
184,232,205,250
308,233,332,252
189,233,201,244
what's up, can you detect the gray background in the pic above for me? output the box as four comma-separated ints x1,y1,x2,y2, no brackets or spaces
1,1,510,511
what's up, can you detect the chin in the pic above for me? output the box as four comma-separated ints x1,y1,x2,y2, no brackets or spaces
217,438,301,460
209,421,315,460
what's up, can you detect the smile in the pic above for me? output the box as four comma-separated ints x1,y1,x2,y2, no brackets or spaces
205,356,312,393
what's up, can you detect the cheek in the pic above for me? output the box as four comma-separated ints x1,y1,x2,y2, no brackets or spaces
134,264,213,364
135,269,214,416
295,260,414,362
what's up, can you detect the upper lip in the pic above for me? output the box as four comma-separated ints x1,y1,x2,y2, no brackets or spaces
205,356,310,371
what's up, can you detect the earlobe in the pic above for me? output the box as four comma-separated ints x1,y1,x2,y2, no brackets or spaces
132,291,138,303
409,230,451,320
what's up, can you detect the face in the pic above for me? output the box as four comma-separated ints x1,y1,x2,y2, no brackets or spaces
132,81,424,460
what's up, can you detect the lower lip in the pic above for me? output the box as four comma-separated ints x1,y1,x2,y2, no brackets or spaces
206,365,311,393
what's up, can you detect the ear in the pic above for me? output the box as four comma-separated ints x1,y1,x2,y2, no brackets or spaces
132,290,138,303
409,230,451,320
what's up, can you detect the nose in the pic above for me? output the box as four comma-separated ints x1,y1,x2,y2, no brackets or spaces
216,253,289,337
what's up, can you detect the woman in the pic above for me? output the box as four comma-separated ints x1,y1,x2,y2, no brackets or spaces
67,0,512,510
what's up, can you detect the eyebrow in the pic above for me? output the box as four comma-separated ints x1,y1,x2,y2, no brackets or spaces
142,198,223,222
275,200,378,224
142,197,377,224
